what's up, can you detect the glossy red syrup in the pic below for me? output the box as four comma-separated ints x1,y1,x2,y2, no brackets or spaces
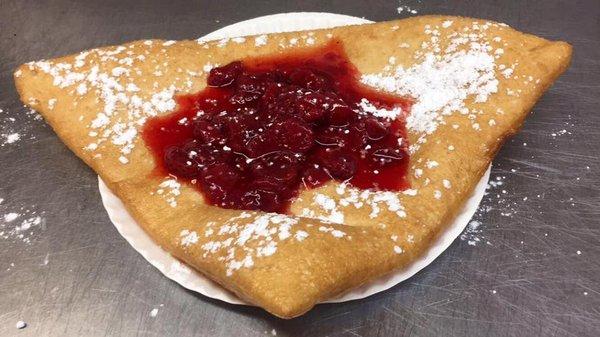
143,40,412,213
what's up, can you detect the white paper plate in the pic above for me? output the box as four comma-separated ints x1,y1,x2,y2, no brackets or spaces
98,12,492,306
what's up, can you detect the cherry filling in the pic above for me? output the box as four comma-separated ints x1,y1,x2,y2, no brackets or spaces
143,40,412,213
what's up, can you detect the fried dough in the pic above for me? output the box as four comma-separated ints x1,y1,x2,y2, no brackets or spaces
14,16,571,318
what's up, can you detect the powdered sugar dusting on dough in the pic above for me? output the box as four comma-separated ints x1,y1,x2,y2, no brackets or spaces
358,98,404,120
254,34,268,47
362,21,506,153
180,229,199,246
186,212,345,276
152,178,181,207
26,44,182,164
302,183,407,223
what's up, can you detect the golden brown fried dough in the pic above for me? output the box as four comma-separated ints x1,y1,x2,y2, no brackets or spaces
14,16,571,318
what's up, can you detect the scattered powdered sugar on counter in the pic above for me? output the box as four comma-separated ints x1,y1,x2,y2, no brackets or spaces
549,126,573,138
460,172,533,246
397,2,419,15
1,216,44,244
460,176,505,246
0,198,45,245
4,212,19,222
0,106,44,147
461,220,482,246
1,132,20,146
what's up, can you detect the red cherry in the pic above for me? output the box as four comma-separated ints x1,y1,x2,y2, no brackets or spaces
163,146,202,178
202,163,240,191
231,74,267,103
271,119,314,153
329,104,354,126
364,117,388,140
192,119,224,144
251,151,299,183
369,147,405,167
207,61,242,87
301,165,329,188
289,68,331,91
241,188,282,212
316,127,347,147
296,92,329,122
322,150,357,180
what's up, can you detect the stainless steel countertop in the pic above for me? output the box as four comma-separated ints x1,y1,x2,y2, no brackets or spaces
0,1,598,336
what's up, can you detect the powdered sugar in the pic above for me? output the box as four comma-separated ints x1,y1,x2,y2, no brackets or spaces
0,106,43,147
308,194,345,223
153,178,181,207
318,225,347,238
192,212,318,276
4,213,19,222
2,132,21,145
303,183,407,223
362,21,503,152
460,174,520,246
397,3,419,15
363,50,497,134
461,220,482,246
0,199,45,245
294,230,309,241
184,211,348,276
358,98,404,119
254,34,268,47
26,44,180,164
180,229,199,246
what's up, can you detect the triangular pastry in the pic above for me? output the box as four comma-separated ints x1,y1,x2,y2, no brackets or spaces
14,15,571,318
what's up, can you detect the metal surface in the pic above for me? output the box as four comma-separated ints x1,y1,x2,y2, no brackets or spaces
0,1,598,336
